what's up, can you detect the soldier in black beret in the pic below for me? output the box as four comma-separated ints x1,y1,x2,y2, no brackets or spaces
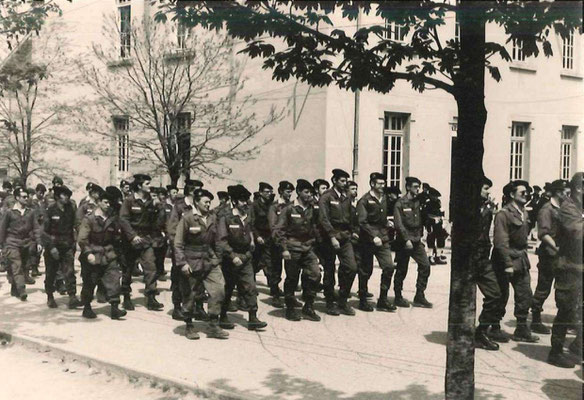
217,191,229,204
393,176,433,308
424,187,448,265
120,179,131,199
317,169,358,316
312,178,331,274
118,174,164,311
217,185,267,331
75,184,104,233
40,185,81,309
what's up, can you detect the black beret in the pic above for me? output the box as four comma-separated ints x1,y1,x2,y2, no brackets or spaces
217,191,229,200
259,182,273,191
194,188,214,200
150,187,159,195
54,185,72,199
369,172,386,182
385,186,401,196
533,185,542,192
514,180,531,193
186,179,203,188
332,169,350,179
428,187,441,197
228,184,251,201
91,184,105,196
348,180,358,187
502,182,514,197
105,186,123,202
422,183,431,190
296,179,313,193
278,180,294,192
157,187,168,196
12,178,23,188
86,182,95,191
2,180,12,190
569,172,583,191
549,179,566,192
405,177,421,186
52,176,64,185
35,183,47,192
132,174,151,183
481,176,493,188
543,182,552,192
166,185,178,192
313,179,330,189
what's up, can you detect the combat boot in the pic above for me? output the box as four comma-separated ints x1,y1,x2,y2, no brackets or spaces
146,294,164,311
185,324,200,340
394,292,410,308
531,311,551,335
10,285,18,297
47,294,58,308
302,303,321,322
19,293,27,302
433,256,447,265
31,265,41,277
248,311,268,330
96,289,107,304
122,295,135,311
337,298,356,316
358,297,374,312
207,317,229,339
290,297,303,308
376,297,397,312
193,301,209,321
512,321,539,343
488,325,511,343
548,346,576,368
325,300,340,316
110,303,127,320
272,296,285,309
68,295,82,309
219,313,235,329
474,326,499,351
82,304,97,319
172,304,185,321
413,291,433,308
286,308,302,321
227,297,238,312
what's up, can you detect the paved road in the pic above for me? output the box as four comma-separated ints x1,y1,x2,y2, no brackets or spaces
0,246,582,399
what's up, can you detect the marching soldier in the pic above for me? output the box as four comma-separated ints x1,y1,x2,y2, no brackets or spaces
347,180,365,299
356,173,397,312
424,187,448,265
267,181,294,306
273,179,321,322
548,172,583,368
217,184,267,331
77,188,127,320
531,180,568,334
491,180,538,343
0,187,35,301
118,174,164,311
474,177,502,351
39,185,82,309
393,177,433,308
174,189,228,340
318,169,358,316
152,187,170,281
75,183,103,232
217,191,229,208
28,183,48,277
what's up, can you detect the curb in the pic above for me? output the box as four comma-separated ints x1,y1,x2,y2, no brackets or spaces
0,330,255,400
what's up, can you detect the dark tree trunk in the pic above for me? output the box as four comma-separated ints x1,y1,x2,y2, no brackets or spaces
169,166,180,187
445,2,487,399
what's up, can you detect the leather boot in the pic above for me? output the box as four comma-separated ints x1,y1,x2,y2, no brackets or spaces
488,324,511,343
82,304,97,319
337,298,355,316
207,316,229,339
358,297,374,312
19,293,27,302
548,346,576,368
110,303,127,320
376,297,397,312
301,302,321,322
172,304,185,321
122,294,135,311
325,300,340,316
475,326,499,351
272,296,285,308
47,294,58,308
146,294,164,311
248,310,268,330
219,313,235,329
24,274,35,285
531,311,551,334
10,285,18,297
394,292,410,308
286,307,302,321
513,321,539,343
413,291,433,308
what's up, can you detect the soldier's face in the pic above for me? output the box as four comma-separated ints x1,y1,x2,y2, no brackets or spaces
169,189,178,201
480,185,491,200
282,189,293,201
317,185,328,196
260,188,273,201
298,189,312,203
371,179,385,193
348,185,358,198
16,193,28,207
122,185,131,194
141,181,151,193
408,183,420,196
58,194,69,206
235,199,249,213
158,193,167,203
98,199,110,213
335,177,348,191
196,197,211,214
36,190,45,199
511,185,528,205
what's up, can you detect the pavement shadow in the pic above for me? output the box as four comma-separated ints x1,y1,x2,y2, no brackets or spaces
512,343,549,363
540,379,583,400
424,331,448,346
207,368,505,400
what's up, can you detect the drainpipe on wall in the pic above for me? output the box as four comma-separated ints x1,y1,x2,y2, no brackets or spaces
352,10,361,180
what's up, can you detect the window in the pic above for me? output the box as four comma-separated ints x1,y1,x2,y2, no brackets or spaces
383,113,408,188
560,126,576,179
510,122,529,180
114,117,130,172
512,38,525,62
384,21,406,42
454,15,460,44
119,5,131,58
177,22,190,49
562,31,574,70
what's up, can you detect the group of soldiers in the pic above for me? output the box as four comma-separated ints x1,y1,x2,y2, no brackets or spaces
0,169,581,365
473,173,582,370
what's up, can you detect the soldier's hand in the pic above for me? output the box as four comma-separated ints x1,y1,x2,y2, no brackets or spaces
256,236,265,245
387,220,394,228
282,250,291,260
87,254,97,265
181,264,192,275
405,240,413,250
331,237,340,250
373,237,382,247
352,233,359,241
233,257,243,266
132,236,143,245
50,247,60,260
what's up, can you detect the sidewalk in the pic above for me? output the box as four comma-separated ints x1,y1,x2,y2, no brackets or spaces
0,250,581,400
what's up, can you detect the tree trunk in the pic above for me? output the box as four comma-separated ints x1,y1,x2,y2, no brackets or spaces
169,166,180,187
445,2,487,399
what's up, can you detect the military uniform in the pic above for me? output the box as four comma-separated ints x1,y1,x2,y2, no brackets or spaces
28,195,48,277
0,205,35,298
267,198,291,295
250,196,274,280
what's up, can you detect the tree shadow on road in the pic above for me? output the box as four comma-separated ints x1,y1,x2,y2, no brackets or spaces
208,368,506,400
540,379,583,400
511,343,549,363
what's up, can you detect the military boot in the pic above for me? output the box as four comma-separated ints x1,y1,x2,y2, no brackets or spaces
68,295,82,309
47,294,58,308
474,326,499,351
376,297,397,312
394,292,410,308
122,294,135,311
337,298,356,316
413,291,433,308
10,285,18,297
219,313,235,329
110,303,127,320
193,301,209,321
513,321,539,343
172,304,185,321
272,296,285,309
31,265,41,277
488,325,511,343
325,300,340,316
185,324,200,340
548,346,576,368
24,274,35,285
96,289,107,304
19,293,27,302
358,296,374,312
531,311,551,335
302,303,321,322
248,311,268,330
146,294,164,311
286,307,302,321
289,297,303,308
207,316,229,339
568,338,582,357
82,304,97,319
